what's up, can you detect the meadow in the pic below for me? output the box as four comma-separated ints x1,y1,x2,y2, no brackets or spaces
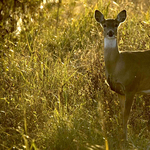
0,0,150,149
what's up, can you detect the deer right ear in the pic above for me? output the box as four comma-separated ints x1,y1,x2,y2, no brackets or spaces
116,10,126,23
95,10,105,23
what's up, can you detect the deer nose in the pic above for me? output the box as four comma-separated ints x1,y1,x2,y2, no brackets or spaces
107,30,114,37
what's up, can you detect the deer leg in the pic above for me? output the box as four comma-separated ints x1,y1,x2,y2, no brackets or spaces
118,94,126,142
118,94,125,116
123,93,135,140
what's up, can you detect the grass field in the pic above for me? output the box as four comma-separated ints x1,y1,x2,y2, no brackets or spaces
0,0,150,149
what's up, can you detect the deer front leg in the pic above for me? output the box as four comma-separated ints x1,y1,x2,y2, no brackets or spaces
118,94,126,140
123,93,135,140
118,94,125,116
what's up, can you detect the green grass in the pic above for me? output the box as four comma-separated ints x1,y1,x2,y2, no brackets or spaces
0,0,150,149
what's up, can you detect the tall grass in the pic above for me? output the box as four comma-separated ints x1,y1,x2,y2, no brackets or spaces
0,0,150,149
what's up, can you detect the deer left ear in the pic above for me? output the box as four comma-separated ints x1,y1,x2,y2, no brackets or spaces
95,10,105,24
116,10,126,23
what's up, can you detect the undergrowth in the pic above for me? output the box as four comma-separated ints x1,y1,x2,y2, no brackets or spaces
0,0,150,149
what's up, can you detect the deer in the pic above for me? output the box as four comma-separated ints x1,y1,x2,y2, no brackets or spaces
94,9,150,142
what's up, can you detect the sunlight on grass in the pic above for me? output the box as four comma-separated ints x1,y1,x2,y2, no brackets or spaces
0,0,150,149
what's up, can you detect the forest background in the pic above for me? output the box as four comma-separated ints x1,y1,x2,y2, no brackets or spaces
0,0,150,149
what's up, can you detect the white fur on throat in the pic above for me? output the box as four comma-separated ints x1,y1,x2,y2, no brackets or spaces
104,38,117,49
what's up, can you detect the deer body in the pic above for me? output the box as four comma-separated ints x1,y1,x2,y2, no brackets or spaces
106,50,150,95
95,10,150,141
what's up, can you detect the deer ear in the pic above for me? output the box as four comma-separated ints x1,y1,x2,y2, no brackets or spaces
116,10,126,23
95,10,105,23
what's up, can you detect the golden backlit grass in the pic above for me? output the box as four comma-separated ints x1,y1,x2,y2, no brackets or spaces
0,0,150,149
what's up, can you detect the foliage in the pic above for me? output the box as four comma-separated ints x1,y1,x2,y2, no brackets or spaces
0,0,150,149
0,0,43,40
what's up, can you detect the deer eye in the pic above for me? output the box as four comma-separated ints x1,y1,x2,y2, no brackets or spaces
103,24,107,27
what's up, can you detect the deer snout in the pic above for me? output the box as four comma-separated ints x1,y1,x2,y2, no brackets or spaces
107,30,114,37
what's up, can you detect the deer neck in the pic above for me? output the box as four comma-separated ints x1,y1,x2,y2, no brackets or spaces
104,37,119,74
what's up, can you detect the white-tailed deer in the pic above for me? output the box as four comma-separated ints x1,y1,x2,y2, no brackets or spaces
95,10,150,141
